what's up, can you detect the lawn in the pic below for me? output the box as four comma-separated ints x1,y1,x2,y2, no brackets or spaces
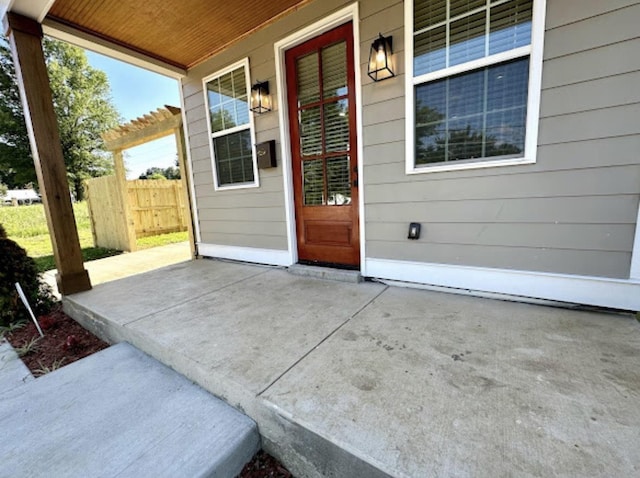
0,202,188,272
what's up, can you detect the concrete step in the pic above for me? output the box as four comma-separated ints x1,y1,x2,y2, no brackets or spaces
288,263,362,283
0,342,260,478
0,340,33,392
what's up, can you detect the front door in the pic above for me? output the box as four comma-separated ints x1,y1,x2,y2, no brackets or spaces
286,22,360,268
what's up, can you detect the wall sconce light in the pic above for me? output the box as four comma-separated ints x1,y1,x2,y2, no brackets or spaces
368,33,395,82
250,80,271,114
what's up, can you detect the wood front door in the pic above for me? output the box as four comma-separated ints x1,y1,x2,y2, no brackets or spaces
286,22,360,268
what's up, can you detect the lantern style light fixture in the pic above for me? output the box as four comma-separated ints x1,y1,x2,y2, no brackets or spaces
368,33,395,82
250,80,271,114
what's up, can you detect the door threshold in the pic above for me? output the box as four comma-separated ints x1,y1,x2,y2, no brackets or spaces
288,264,362,284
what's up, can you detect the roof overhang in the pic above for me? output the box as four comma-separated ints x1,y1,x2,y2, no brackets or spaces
3,0,312,78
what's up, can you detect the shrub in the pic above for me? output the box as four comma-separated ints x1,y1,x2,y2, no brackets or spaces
0,223,55,326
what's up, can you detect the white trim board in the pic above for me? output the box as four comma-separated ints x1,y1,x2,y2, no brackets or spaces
178,78,202,245
4,0,53,22
274,3,365,271
198,243,291,267
365,258,640,311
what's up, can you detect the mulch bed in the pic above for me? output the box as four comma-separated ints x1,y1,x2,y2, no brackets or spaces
5,304,108,376
4,305,295,478
239,450,293,478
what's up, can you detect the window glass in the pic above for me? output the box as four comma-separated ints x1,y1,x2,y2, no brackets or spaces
214,129,254,186
206,68,248,134
415,57,529,165
205,62,256,187
412,0,534,168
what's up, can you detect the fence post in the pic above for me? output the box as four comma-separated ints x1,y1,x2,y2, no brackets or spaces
84,180,98,246
114,150,137,251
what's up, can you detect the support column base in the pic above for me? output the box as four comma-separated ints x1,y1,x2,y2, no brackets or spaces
56,269,92,296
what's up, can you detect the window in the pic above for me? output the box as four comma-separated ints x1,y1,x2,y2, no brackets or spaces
204,59,258,189
407,0,546,173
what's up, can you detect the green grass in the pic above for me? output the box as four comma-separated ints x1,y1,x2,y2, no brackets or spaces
0,202,122,272
0,202,189,272
137,231,188,249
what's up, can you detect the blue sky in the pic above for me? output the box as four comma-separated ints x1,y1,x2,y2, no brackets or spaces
85,51,181,179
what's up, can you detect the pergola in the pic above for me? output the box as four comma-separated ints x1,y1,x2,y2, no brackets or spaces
100,106,196,256
1,0,307,295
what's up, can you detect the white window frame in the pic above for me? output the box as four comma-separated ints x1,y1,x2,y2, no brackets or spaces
405,0,547,174
203,58,260,190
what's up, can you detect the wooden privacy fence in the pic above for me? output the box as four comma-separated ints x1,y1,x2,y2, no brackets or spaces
128,179,188,237
85,177,188,252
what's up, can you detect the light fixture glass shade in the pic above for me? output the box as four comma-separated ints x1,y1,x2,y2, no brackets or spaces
250,81,271,114
368,34,395,82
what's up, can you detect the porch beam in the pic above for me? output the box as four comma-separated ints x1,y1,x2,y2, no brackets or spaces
3,12,91,295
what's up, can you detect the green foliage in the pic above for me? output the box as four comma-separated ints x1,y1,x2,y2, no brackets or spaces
0,42,33,188
33,358,66,377
0,182,7,198
33,246,121,274
138,165,180,180
15,336,41,357
0,228,55,327
0,320,26,340
136,231,188,249
0,38,120,199
0,202,122,272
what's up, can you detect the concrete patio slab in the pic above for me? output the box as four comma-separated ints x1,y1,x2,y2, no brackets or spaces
67,262,385,401
0,342,259,478
262,286,640,478
0,340,32,391
62,260,640,478
44,241,192,298
68,259,269,325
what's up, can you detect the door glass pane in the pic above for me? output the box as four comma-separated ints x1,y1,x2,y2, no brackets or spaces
322,41,347,99
299,106,322,156
303,159,324,205
296,52,320,106
324,100,349,153
327,156,351,205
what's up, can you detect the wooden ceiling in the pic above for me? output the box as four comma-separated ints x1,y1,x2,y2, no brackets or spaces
46,0,310,70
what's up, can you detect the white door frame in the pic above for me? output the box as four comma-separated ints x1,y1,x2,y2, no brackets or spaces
274,3,366,272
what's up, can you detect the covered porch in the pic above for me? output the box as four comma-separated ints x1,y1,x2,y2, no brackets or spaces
63,260,640,478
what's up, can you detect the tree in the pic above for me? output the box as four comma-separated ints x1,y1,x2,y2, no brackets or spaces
0,42,33,188
138,163,180,180
0,38,120,200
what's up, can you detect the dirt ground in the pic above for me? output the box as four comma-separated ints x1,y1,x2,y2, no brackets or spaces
5,305,294,478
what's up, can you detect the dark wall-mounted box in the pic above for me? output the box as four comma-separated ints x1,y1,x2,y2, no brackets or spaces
256,140,277,169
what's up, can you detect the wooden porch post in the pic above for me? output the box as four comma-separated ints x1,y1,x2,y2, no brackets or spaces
3,13,91,295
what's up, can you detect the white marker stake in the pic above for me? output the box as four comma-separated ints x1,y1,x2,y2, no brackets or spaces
15,282,44,338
